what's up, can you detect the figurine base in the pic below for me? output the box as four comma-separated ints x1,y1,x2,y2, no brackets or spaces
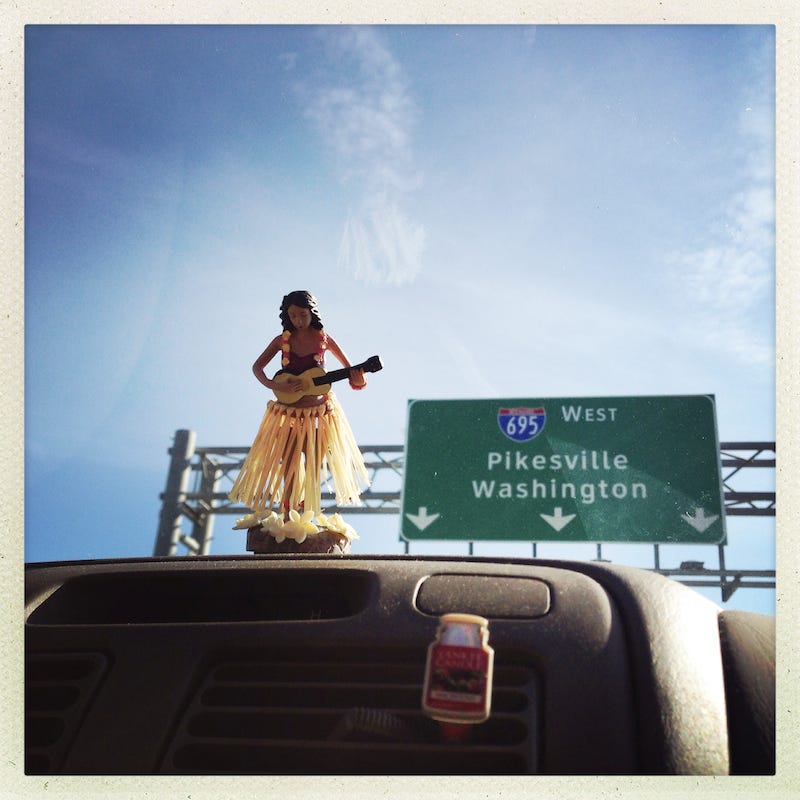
246,526,352,555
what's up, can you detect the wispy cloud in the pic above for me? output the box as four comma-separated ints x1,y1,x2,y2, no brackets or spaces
302,27,425,285
665,62,774,368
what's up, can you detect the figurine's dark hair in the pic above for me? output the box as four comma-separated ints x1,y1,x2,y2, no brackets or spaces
280,290,324,331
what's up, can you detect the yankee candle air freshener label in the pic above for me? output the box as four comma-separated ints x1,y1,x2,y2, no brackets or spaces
422,642,494,723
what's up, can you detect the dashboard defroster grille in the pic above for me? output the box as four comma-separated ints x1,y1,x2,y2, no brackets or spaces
25,652,109,774
162,649,537,774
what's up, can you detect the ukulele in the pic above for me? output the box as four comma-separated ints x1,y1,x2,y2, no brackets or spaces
272,355,383,404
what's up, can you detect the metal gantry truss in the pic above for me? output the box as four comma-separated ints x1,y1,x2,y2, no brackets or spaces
153,431,404,558
154,431,775,601
719,441,776,516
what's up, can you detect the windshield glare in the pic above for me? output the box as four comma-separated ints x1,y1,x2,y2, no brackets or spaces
22,23,776,617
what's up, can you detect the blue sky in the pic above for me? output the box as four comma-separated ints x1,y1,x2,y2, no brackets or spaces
23,24,776,612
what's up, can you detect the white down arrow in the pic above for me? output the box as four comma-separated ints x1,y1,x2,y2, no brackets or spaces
405,506,440,531
682,507,719,533
540,507,576,532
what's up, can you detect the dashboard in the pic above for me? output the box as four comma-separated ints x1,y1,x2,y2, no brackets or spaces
24,554,775,775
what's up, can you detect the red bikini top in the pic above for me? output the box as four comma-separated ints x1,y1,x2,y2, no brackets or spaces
280,330,328,375
283,349,322,374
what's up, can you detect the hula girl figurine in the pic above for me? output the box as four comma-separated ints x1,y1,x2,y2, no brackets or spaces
229,290,373,523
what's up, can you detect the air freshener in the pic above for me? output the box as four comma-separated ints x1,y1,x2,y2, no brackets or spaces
422,612,494,724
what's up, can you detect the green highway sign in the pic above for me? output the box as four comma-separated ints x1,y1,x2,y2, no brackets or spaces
400,395,726,544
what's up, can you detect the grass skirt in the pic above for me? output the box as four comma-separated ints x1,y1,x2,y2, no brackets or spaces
229,392,369,514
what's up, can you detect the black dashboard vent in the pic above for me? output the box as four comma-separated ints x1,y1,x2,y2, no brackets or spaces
25,652,109,774
162,647,537,774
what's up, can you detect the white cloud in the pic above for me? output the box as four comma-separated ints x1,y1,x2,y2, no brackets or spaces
337,201,425,286
665,189,774,368
675,239,772,308
664,66,774,369
302,27,425,285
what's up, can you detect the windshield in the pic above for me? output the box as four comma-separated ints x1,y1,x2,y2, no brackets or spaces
23,24,776,616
